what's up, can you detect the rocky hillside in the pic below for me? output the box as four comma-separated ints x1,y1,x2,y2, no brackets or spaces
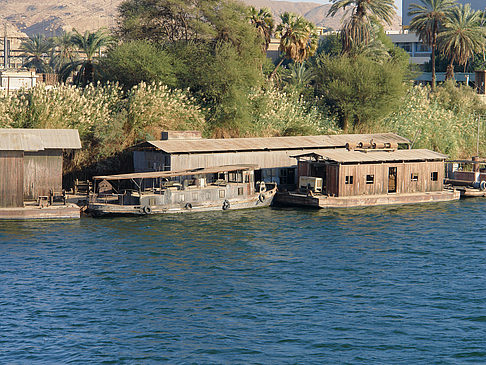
0,0,401,37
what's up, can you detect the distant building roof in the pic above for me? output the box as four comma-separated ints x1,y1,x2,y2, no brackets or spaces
294,148,447,164
0,129,82,151
135,133,411,154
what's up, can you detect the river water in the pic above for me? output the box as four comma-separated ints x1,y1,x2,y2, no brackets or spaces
1,199,486,363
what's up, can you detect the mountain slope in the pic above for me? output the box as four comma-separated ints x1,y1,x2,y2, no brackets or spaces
0,0,401,37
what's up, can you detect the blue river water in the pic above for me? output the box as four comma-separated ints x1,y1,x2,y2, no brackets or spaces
1,199,486,364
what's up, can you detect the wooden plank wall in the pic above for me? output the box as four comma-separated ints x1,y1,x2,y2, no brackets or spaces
338,161,444,197
0,151,24,207
24,150,63,200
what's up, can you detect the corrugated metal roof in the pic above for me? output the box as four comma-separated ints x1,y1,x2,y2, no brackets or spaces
0,133,44,151
295,149,448,163
0,129,82,150
136,133,410,154
94,164,259,180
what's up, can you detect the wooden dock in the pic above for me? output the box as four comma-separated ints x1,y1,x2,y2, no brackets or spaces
0,204,80,220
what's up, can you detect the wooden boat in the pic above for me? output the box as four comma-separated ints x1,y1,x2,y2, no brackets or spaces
87,164,277,216
445,157,486,198
274,147,460,209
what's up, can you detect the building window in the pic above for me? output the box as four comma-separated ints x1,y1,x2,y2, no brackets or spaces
431,172,438,181
366,175,374,184
411,173,418,181
219,190,225,198
345,176,354,185
238,187,244,196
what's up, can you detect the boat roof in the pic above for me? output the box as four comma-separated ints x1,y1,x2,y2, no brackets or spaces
93,164,259,180
133,133,411,154
292,149,448,163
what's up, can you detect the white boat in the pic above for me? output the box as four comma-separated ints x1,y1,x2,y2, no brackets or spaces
88,164,277,216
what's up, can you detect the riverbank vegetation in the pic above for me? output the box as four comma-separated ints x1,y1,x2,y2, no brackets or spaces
1,0,486,173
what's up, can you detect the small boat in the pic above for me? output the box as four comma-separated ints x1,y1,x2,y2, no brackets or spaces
87,164,277,216
445,157,486,197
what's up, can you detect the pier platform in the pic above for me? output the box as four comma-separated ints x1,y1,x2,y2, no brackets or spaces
0,204,81,220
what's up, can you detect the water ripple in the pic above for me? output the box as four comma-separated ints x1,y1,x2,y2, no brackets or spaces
1,200,486,363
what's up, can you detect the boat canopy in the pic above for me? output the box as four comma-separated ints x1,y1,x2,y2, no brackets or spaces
93,164,259,181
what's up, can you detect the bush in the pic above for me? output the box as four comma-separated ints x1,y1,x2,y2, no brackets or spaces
382,84,486,158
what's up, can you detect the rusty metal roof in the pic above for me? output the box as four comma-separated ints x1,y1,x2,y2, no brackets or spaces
0,129,81,150
94,164,259,180
295,149,448,163
135,133,411,154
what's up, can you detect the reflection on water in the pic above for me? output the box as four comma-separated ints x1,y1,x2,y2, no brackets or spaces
1,199,486,363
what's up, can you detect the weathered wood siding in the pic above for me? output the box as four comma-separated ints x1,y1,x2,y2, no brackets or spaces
0,151,24,207
24,150,63,200
338,161,444,197
326,165,339,196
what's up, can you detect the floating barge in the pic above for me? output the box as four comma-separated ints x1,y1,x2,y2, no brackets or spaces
88,164,277,216
0,204,80,220
274,143,460,209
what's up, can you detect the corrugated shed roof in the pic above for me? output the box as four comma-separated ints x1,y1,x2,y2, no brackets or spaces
0,133,44,151
0,129,81,150
94,164,259,180
136,133,410,154
296,149,448,163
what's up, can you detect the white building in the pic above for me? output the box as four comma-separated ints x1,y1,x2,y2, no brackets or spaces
0,69,37,91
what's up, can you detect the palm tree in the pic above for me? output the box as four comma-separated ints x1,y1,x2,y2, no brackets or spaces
408,0,456,91
269,12,318,80
438,4,486,80
248,7,274,54
51,32,77,73
20,34,54,73
327,0,396,53
61,29,112,86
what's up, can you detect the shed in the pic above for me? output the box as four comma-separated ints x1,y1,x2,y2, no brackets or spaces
0,129,81,207
132,132,411,187
293,148,448,197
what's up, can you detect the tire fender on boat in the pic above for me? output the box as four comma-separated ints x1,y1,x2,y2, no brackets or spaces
480,181,486,191
185,203,192,210
142,205,152,215
222,200,230,210
258,193,266,203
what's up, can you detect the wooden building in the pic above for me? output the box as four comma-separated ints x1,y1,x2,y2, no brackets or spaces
0,129,81,208
131,131,411,187
275,146,460,208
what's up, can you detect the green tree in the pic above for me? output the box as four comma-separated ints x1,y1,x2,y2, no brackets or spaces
438,4,486,79
408,0,456,91
20,34,54,73
100,40,178,89
248,6,274,53
313,54,407,132
60,29,113,86
327,0,396,53
270,12,318,80
51,32,77,73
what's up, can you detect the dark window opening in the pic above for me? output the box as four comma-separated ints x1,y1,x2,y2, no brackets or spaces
238,187,244,196
431,172,438,181
366,175,374,184
345,175,354,185
411,173,418,181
